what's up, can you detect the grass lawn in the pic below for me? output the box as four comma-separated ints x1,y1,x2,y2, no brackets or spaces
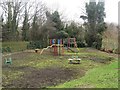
2,41,28,53
52,60,118,88
2,44,118,88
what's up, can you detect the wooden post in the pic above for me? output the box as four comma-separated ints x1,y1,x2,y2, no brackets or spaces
58,39,60,55
68,38,70,48
54,45,57,56
61,39,64,55
74,38,77,48
50,39,52,45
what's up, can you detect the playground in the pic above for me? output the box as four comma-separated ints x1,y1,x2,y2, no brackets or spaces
1,0,119,88
2,41,118,88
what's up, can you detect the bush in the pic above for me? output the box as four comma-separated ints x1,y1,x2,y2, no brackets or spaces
92,41,102,50
2,48,5,53
27,41,35,49
114,48,120,54
92,42,97,48
1,48,6,53
27,41,44,49
1,47,12,53
0,48,2,53
6,47,11,52
77,42,86,48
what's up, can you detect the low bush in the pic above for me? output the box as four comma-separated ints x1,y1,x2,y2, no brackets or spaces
114,48,120,54
2,47,12,53
27,41,44,49
77,42,86,48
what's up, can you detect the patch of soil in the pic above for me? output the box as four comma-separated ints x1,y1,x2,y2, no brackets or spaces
80,56,113,64
3,67,84,88
89,56,113,63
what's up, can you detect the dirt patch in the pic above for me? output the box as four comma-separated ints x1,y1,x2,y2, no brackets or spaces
3,67,83,88
80,56,113,64
89,56,113,63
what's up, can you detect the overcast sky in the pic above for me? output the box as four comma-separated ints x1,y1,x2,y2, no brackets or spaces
0,0,119,24
42,0,120,24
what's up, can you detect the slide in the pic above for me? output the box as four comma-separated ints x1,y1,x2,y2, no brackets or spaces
67,47,79,53
40,44,54,55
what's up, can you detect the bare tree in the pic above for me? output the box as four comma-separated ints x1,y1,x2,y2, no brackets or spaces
30,1,47,41
0,0,25,41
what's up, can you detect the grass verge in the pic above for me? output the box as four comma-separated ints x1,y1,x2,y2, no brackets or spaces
51,61,118,88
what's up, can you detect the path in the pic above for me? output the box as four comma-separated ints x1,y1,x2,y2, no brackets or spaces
2,50,34,57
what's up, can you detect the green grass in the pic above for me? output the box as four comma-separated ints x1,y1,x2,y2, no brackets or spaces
15,52,109,70
13,54,100,70
51,61,118,88
2,41,28,52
